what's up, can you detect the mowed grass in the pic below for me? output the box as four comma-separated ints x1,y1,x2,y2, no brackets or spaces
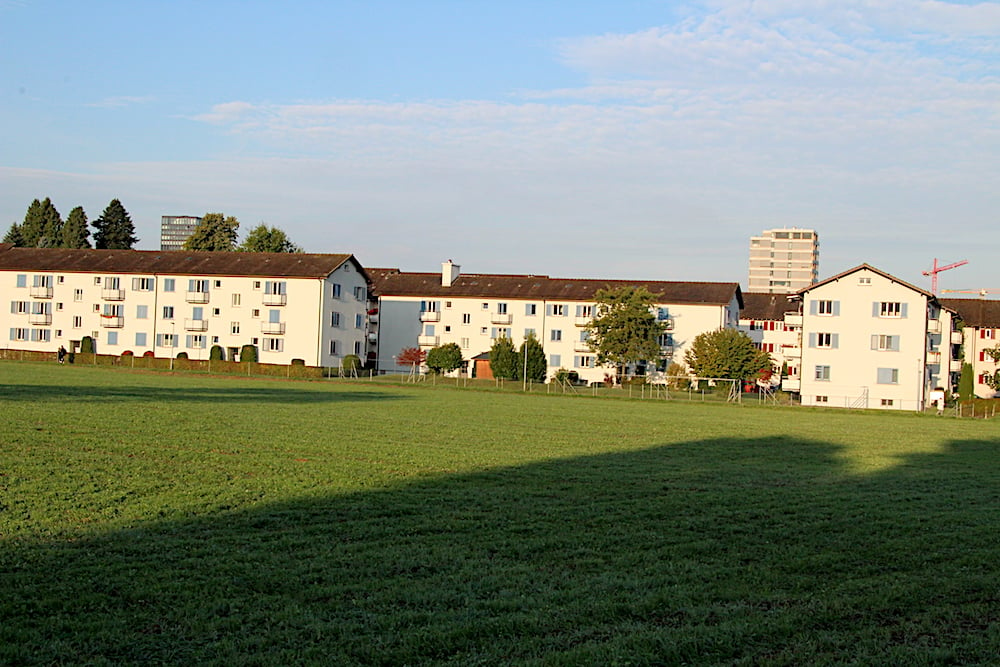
2,363,999,666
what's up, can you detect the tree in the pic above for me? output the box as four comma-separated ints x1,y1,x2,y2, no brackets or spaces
183,213,239,251
684,328,772,381
210,345,225,361
341,354,363,376
19,199,44,247
239,224,302,253
983,347,1000,393
397,346,426,372
3,222,24,246
93,199,138,249
36,198,63,247
517,332,547,383
80,336,95,354
240,344,258,363
958,362,974,400
586,285,667,377
489,336,519,380
425,343,463,375
61,206,91,248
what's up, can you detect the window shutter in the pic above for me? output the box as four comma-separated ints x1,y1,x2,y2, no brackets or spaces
9,302,15,314
890,336,899,351
871,335,878,350
9,328,15,340
546,305,553,316
900,303,908,318
185,335,192,348
831,334,839,349
809,300,817,315
832,301,840,316
873,302,880,317
808,333,817,348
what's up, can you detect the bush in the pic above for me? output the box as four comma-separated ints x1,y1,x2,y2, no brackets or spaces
121,350,133,357
240,345,258,363
176,351,189,360
80,336,95,354
291,358,305,366
210,345,225,361
341,354,362,375
143,350,155,357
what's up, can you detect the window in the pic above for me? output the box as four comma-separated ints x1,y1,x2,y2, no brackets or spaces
524,328,536,338
482,302,489,310
355,313,364,329
10,328,29,341
263,337,283,352
188,279,209,293
444,325,451,333
354,286,365,301
55,330,62,338
871,335,899,351
186,334,207,349
136,305,148,319
330,340,339,355
191,307,204,321
253,280,262,290
460,337,470,349
214,280,222,288
549,354,561,367
492,327,510,339
576,305,593,318
106,332,118,346
162,306,174,320
550,304,566,316
56,302,63,311
574,355,595,368
424,324,435,336
420,300,440,313
525,304,537,316
815,395,828,403
264,281,286,295
812,300,837,316
132,277,154,291
252,309,260,318
212,336,219,344
858,277,871,285
72,316,82,328
10,301,28,314
15,275,27,288
551,330,562,342
232,294,241,307
354,340,363,355
445,301,452,309
30,329,51,343
212,308,221,317
815,365,831,381
462,313,471,324
331,283,341,298
497,302,508,314
658,333,673,348
814,333,836,348
981,329,994,340
231,322,240,335
157,333,178,348
331,312,341,327
877,368,899,384
480,327,488,335
73,289,83,302
876,302,904,318
93,276,101,286
163,278,175,292
135,332,147,347
880,399,894,406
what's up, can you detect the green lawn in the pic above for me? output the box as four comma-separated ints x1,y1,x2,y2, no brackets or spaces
1,362,999,665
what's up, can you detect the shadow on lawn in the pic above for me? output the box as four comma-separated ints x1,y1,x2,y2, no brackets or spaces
3,436,1000,665
0,382,404,405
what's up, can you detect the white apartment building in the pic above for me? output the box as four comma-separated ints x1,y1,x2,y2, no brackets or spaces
748,228,819,293
369,261,743,385
939,298,1000,398
791,264,957,410
738,292,802,385
1,244,370,367
160,216,202,251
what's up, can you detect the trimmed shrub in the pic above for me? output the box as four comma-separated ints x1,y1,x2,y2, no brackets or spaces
341,354,362,375
143,350,155,357
210,345,225,361
80,336,95,354
291,358,305,366
240,345,258,363
176,351,189,360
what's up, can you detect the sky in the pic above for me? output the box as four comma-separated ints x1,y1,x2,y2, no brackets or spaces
1,0,998,293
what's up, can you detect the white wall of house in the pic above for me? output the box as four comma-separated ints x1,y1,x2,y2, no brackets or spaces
958,324,1000,398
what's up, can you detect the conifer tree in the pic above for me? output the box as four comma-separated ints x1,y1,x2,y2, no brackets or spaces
3,222,24,246
92,199,138,249
489,335,519,380
516,332,547,382
37,198,63,247
20,199,44,247
61,206,91,248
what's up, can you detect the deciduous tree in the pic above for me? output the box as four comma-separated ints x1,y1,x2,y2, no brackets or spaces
397,346,426,371
239,224,302,253
586,285,666,377
684,328,772,381
183,213,239,251
489,336,518,380
426,342,463,375
92,199,138,249
61,206,91,248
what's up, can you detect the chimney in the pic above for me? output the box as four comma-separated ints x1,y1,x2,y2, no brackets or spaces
441,260,460,287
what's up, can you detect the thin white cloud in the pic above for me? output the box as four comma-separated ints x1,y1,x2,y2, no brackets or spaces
86,95,156,109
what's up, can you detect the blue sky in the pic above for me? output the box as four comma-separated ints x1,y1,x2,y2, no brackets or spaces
2,0,998,293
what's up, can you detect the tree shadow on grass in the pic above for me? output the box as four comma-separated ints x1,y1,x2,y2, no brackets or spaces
0,383,406,405
3,436,1000,665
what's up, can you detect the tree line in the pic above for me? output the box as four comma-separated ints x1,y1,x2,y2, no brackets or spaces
4,198,138,249
3,199,302,253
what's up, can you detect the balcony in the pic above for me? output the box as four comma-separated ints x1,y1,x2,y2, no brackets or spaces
927,319,942,334
418,335,439,347
184,318,208,332
781,378,801,392
926,350,942,365
29,313,52,325
952,330,964,345
661,319,674,331
781,345,801,358
784,313,803,326
419,311,440,322
101,288,125,301
491,312,513,325
950,360,963,373
574,316,591,327
262,293,287,306
185,291,210,304
261,321,286,335
574,341,592,352
100,316,124,328
29,286,52,299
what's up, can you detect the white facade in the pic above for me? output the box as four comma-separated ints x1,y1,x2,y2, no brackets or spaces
372,262,742,385
1,246,370,367
794,265,955,410
748,228,819,293
737,292,802,385
938,298,1000,398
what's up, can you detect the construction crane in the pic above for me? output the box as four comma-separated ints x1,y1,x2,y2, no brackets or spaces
940,289,1000,299
922,258,968,294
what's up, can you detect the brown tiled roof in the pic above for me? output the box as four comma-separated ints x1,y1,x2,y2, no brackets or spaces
740,292,798,320
368,268,742,307
939,298,1000,329
0,246,365,280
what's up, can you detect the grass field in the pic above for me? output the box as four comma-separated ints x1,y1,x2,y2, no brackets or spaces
2,362,999,665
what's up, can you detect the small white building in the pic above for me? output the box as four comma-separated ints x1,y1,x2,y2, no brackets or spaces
737,292,802,385
1,244,370,367
793,264,957,410
369,261,743,384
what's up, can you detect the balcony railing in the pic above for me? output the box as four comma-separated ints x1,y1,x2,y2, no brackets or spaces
574,316,591,327
927,319,942,334
261,321,286,335
926,350,942,364
262,293,287,306
417,335,440,347
29,313,52,325
950,360,963,373
29,286,53,299
184,318,208,331
784,313,803,326
185,291,210,303
101,288,125,301
781,345,802,358
419,311,440,322
491,313,512,325
951,330,964,345
573,341,592,352
100,316,124,328
781,378,801,392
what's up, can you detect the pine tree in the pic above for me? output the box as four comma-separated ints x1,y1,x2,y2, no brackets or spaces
37,198,63,247
3,222,24,246
20,199,45,247
183,213,239,251
61,206,91,248
92,199,138,249
489,336,519,380
516,332,547,382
